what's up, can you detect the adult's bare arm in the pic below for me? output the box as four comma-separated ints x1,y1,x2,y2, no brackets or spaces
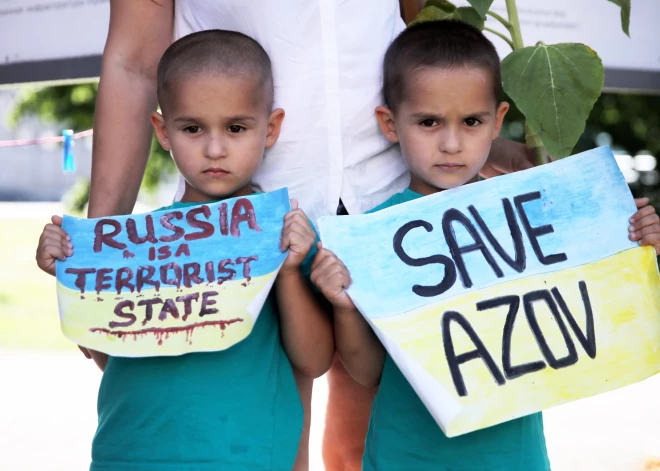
84,0,173,370
88,0,174,218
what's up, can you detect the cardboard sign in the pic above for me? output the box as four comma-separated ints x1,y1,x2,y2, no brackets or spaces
318,147,660,437
56,189,290,357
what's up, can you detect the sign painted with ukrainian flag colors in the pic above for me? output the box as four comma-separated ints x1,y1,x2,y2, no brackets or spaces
56,189,290,357
318,146,660,437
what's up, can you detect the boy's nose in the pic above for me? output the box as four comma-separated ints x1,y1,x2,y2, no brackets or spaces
205,136,228,160
440,127,462,155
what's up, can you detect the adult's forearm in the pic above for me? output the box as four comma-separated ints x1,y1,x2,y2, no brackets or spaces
334,307,385,387
84,62,159,369
81,0,171,367
276,271,335,378
88,65,159,218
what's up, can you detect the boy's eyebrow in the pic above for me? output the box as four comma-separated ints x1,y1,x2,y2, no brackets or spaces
225,115,258,122
465,111,493,119
410,111,493,119
173,115,258,123
173,116,201,123
410,112,443,119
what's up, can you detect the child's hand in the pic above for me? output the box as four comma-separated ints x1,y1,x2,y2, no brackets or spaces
310,243,356,312
629,198,660,254
36,215,73,276
280,199,316,272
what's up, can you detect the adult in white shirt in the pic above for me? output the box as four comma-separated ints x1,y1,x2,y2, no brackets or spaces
86,1,536,469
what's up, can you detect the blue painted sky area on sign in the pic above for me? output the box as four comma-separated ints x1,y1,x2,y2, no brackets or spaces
318,147,638,319
56,189,290,293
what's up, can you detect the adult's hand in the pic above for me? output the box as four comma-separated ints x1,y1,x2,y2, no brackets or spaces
480,137,541,178
78,346,92,359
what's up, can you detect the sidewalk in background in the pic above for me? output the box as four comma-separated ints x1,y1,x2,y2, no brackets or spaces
1,350,660,470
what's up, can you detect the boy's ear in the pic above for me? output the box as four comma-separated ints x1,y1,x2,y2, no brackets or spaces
375,106,399,143
151,111,171,151
265,108,285,149
492,101,510,140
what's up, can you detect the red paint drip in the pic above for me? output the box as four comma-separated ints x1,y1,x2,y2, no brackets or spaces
89,318,244,346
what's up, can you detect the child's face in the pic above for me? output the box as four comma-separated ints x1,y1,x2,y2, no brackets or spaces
152,73,284,203
377,67,509,195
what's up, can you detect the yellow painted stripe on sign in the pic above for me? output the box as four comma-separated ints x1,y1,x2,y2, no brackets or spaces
373,246,660,437
58,272,276,357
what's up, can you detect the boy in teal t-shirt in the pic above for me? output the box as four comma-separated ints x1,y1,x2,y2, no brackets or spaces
310,21,660,470
36,31,334,470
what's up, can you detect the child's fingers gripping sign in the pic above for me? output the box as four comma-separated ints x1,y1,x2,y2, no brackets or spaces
35,217,90,359
310,243,355,311
280,199,316,270
36,215,74,276
629,198,660,254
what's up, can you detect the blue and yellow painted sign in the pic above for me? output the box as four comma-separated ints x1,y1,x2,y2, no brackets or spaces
57,189,289,357
319,147,660,437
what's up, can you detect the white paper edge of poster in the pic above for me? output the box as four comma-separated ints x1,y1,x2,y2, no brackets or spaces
354,298,462,433
246,264,283,323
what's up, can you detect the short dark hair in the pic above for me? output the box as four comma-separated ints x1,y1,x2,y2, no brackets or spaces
157,30,274,113
383,20,502,112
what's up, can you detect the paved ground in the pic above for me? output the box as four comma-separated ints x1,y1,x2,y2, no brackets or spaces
1,350,660,471
0,350,329,471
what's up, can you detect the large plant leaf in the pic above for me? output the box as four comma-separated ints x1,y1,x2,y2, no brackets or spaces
465,0,494,18
501,43,604,158
425,0,456,12
413,5,485,30
607,0,630,36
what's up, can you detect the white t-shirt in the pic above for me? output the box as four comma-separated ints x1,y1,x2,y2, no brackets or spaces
173,0,409,222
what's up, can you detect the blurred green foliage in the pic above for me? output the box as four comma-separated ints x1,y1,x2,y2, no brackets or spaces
500,91,660,206
10,82,660,209
10,82,176,212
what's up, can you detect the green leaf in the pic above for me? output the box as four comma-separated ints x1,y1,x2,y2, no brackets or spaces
413,6,449,23
465,0,494,18
607,0,630,36
501,43,604,158
412,6,485,30
62,178,91,215
454,7,485,29
425,0,456,12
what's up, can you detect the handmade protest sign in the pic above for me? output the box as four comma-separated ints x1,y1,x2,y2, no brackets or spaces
56,189,290,357
318,146,660,437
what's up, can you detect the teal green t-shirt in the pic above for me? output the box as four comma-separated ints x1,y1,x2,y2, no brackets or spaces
363,188,551,471
91,200,314,471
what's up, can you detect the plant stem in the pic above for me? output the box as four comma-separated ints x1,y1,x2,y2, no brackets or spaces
525,125,548,165
486,10,513,31
504,0,524,50
484,27,514,50
506,0,548,164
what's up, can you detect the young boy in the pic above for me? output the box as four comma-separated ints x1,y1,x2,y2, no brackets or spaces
311,20,660,470
36,30,334,471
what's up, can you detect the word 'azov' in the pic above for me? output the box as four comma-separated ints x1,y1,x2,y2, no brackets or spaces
442,281,596,397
